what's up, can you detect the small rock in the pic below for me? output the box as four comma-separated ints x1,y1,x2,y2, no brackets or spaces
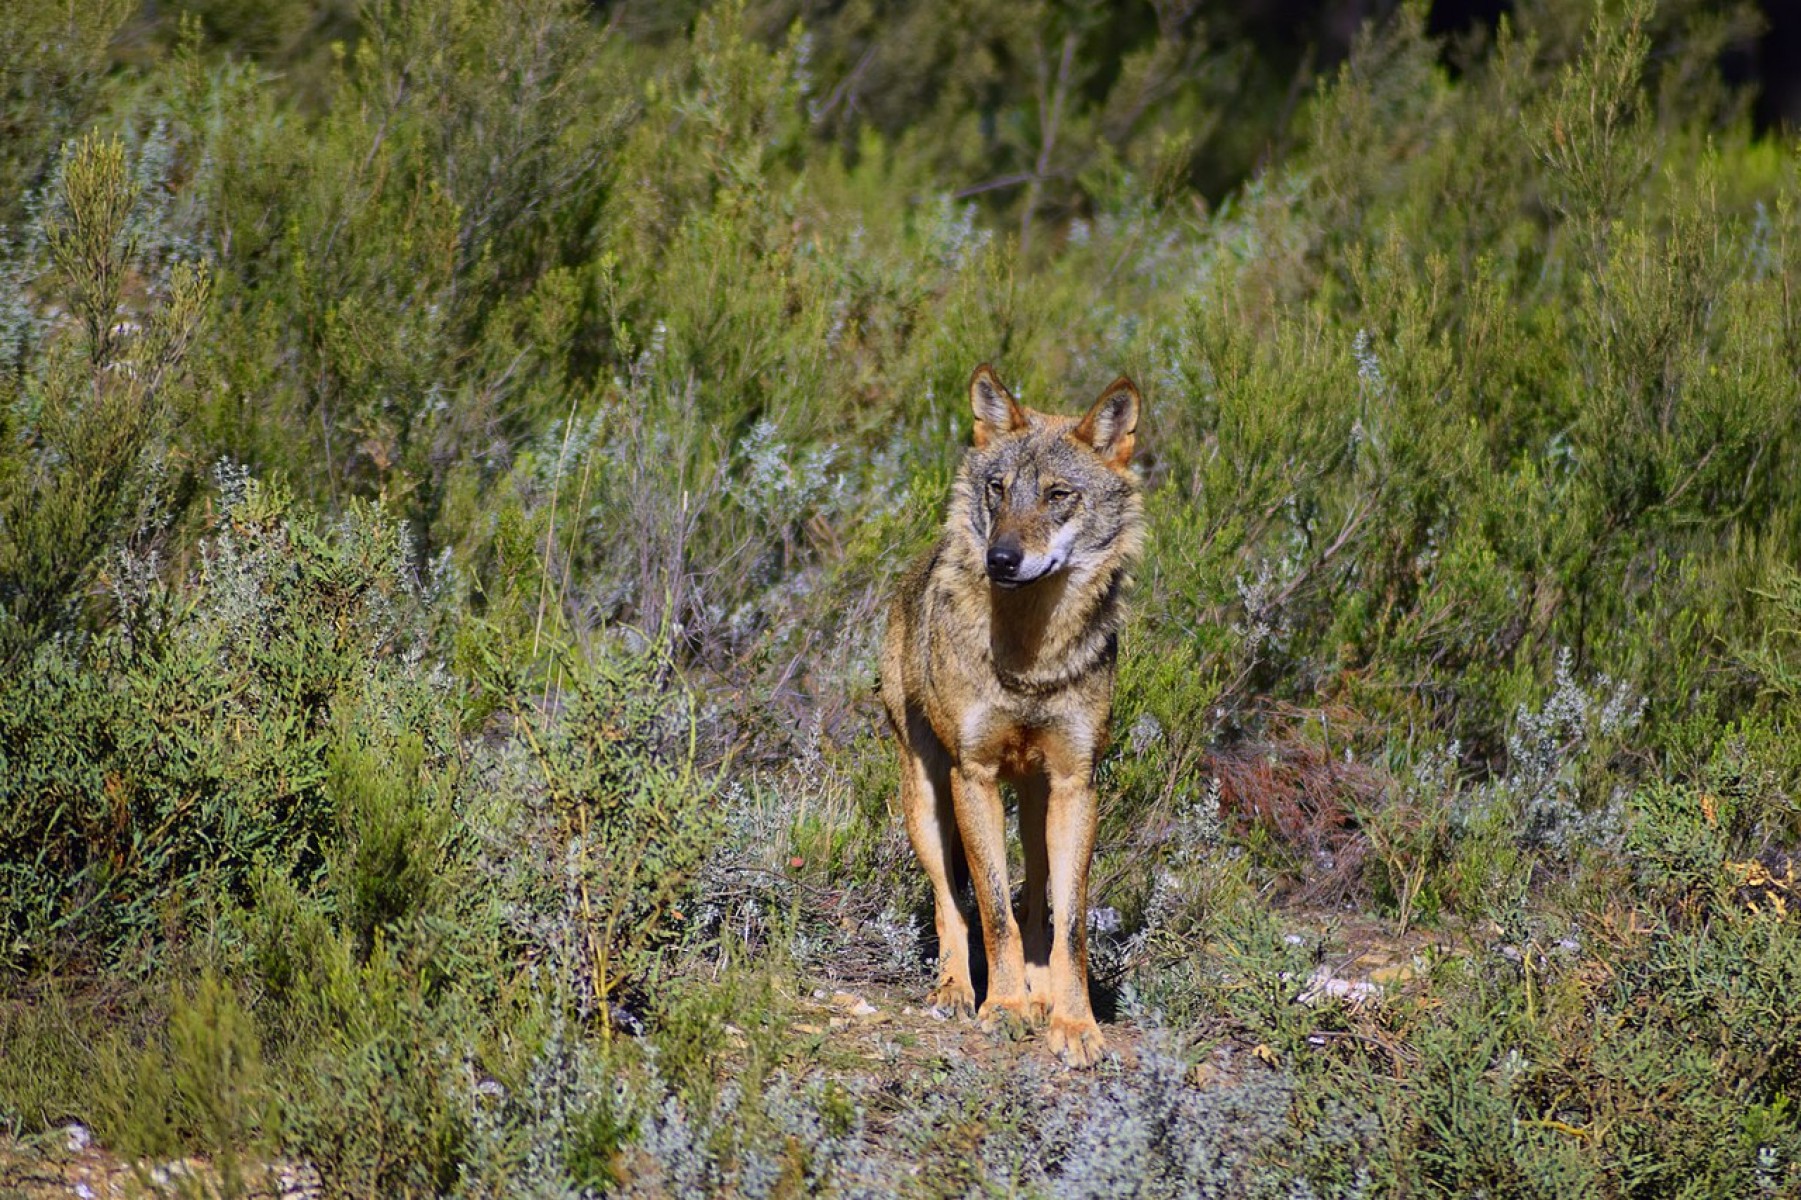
1297,967,1380,1006
64,1122,91,1153
150,1160,197,1187
830,991,878,1018
1188,1061,1224,1087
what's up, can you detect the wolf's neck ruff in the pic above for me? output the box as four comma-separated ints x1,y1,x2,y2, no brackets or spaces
983,563,1127,694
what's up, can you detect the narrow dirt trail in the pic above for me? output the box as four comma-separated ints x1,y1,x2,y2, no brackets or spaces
0,1141,320,1199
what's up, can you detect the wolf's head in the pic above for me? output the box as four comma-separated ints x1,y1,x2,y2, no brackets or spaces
955,364,1145,590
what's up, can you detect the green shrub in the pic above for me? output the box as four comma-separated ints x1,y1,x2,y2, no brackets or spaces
0,1,132,223
326,712,455,964
0,131,211,667
91,971,275,1194
0,477,440,968
475,632,724,1030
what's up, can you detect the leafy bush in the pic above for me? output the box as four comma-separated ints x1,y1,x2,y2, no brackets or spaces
0,474,440,968
0,130,210,667
471,632,724,1030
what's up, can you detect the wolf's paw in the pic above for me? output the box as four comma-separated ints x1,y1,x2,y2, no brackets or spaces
1047,1016,1106,1068
1024,967,1053,1025
927,978,977,1018
978,996,1032,1041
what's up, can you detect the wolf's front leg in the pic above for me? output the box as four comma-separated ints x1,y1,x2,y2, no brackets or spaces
1045,768,1105,1067
952,762,1030,1037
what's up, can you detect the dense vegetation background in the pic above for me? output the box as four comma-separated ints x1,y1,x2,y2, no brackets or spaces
5,0,1801,1194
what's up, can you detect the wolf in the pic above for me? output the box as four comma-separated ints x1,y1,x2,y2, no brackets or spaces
879,363,1144,1067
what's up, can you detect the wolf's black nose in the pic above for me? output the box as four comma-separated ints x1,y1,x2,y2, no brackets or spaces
986,543,1022,578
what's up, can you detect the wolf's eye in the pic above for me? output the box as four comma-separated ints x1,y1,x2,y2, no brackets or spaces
1045,486,1077,505
986,477,1005,496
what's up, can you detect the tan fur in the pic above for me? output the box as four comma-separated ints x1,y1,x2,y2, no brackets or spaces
880,363,1144,1068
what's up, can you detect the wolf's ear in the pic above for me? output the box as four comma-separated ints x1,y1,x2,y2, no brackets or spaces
970,364,1029,448
1073,376,1140,467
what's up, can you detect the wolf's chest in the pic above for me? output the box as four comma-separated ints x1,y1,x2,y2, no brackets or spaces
949,695,1102,779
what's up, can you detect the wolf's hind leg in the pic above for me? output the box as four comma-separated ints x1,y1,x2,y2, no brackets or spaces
1017,771,1052,1025
898,712,975,1016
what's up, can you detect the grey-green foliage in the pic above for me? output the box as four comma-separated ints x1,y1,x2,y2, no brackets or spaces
142,0,623,530
0,0,133,224
455,1017,622,1199
1121,0,1798,775
620,1069,873,1199
93,971,276,1193
1045,1052,1375,1199
472,631,724,1028
595,1034,1368,1198
0,475,437,968
0,131,211,667
327,713,455,964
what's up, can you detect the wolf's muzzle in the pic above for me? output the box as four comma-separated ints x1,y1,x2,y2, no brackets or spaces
986,541,1024,583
